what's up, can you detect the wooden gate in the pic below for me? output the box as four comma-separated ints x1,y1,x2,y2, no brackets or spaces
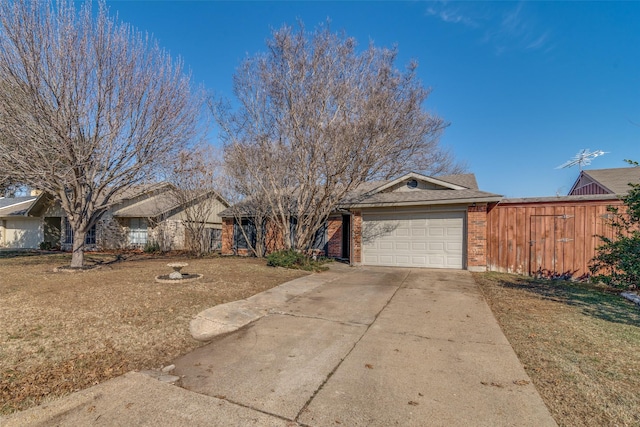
529,214,576,278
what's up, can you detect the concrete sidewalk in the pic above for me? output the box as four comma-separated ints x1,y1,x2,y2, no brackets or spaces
2,266,557,427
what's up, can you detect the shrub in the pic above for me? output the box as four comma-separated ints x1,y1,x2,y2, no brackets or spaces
266,249,329,272
143,240,161,254
590,160,640,288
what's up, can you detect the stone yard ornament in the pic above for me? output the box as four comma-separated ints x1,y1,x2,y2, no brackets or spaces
155,262,203,283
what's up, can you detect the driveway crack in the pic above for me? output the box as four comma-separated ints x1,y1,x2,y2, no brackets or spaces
293,269,413,423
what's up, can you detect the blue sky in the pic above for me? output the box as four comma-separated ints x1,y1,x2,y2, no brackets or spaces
106,1,640,198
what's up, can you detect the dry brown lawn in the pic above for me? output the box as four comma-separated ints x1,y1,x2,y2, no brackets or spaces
474,272,640,427
0,251,308,415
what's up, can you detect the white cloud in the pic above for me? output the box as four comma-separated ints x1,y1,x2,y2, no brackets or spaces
424,1,551,54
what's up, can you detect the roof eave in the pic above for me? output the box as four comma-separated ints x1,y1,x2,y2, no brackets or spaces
343,196,503,209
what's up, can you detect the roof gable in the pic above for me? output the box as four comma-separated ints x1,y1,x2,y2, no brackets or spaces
366,172,466,196
569,167,640,195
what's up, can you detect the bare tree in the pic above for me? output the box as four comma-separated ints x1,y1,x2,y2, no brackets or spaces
216,23,464,253
0,0,204,267
220,144,281,257
167,145,225,257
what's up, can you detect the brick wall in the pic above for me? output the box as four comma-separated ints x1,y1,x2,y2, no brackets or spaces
327,216,343,258
467,204,488,271
351,210,362,264
221,218,234,255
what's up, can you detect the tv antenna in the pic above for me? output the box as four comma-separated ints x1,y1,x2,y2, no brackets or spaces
556,149,607,170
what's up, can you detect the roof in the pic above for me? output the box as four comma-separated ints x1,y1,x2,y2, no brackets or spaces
111,194,179,218
0,197,36,218
344,172,500,207
571,167,640,195
112,189,228,219
220,172,501,216
433,173,479,190
26,183,228,219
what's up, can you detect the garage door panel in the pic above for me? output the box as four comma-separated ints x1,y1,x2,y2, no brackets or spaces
362,211,464,269
428,255,445,267
446,257,463,268
379,241,394,250
394,242,408,250
411,242,426,250
396,228,409,237
447,242,462,251
411,228,426,237
428,227,445,237
428,242,444,251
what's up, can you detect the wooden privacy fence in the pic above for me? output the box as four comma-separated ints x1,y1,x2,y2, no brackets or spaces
486,195,624,280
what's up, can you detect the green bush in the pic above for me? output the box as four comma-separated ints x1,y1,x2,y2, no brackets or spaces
143,240,161,253
266,249,329,272
590,160,640,288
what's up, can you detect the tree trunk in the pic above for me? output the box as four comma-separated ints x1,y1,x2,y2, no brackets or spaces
70,229,86,268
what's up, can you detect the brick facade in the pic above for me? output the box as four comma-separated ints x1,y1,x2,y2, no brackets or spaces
466,203,488,271
327,216,343,258
221,218,234,255
351,210,362,264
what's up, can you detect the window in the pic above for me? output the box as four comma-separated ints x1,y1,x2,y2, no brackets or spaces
129,218,148,246
63,218,96,245
234,219,256,250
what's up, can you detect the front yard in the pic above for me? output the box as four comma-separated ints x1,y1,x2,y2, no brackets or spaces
0,252,307,414
474,272,640,427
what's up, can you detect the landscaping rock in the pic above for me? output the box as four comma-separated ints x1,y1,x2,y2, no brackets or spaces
621,292,640,306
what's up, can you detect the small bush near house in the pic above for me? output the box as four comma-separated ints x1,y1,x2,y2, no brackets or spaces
38,241,52,250
266,249,329,272
143,240,161,254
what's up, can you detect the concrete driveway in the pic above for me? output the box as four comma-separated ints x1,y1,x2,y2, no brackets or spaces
175,266,555,426
3,265,556,427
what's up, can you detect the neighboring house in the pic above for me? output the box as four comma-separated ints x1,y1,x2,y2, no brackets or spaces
2,183,228,251
0,196,40,248
568,167,640,196
220,172,502,271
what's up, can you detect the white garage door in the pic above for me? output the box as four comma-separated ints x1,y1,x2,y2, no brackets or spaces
4,218,43,249
362,211,464,269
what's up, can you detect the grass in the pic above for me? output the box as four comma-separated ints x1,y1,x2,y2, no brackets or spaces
0,252,308,415
474,272,640,427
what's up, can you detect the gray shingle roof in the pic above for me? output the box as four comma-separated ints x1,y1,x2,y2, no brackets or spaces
581,167,640,194
0,197,36,217
219,173,499,216
111,195,178,218
434,173,478,190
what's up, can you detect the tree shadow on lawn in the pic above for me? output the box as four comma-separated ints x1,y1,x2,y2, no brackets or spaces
0,249,49,259
0,249,128,267
488,274,640,328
